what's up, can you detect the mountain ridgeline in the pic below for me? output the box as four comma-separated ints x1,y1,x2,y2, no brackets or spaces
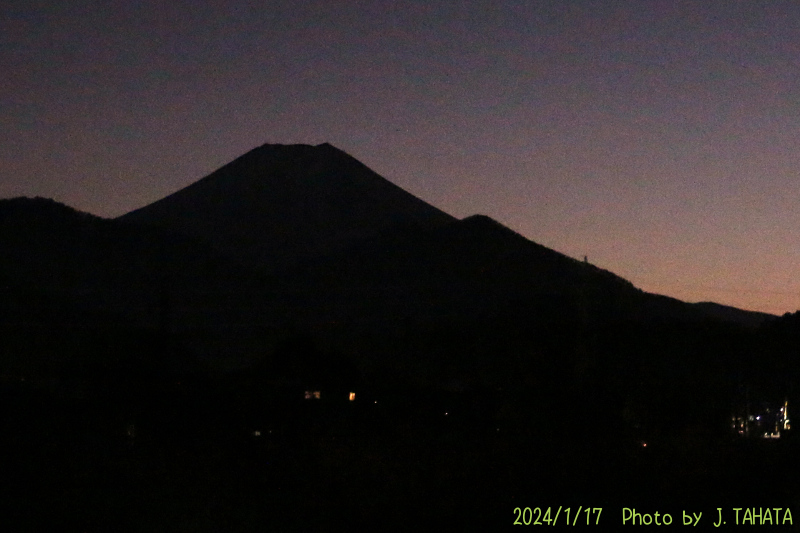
0,143,782,389
113,143,771,327
1,144,782,382
118,143,456,270
1,143,796,527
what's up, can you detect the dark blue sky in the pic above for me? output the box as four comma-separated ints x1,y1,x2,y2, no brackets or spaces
3,0,800,314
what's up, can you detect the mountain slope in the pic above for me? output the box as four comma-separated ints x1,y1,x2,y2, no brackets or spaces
117,143,455,269
278,212,774,328
0,197,275,331
116,142,774,329
690,301,776,328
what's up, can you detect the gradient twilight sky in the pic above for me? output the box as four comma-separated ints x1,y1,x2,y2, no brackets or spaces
3,0,800,314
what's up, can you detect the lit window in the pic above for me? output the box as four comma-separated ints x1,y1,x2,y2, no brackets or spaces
349,392,356,401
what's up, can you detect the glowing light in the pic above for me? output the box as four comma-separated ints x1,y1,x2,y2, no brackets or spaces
642,442,647,447
253,430,261,437
349,392,356,401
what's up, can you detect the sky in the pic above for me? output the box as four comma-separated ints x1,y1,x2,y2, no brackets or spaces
3,0,800,315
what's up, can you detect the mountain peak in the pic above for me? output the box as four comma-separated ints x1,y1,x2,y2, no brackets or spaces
248,141,339,152
118,142,455,268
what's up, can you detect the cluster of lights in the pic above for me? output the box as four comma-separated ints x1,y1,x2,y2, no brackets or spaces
303,391,358,401
731,400,791,438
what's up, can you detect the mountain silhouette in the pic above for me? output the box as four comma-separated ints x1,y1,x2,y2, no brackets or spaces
118,143,455,269
115,142,772,330
0,196,267,323
4,143,797,529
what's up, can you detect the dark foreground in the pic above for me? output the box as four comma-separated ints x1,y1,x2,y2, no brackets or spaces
1,378,798,532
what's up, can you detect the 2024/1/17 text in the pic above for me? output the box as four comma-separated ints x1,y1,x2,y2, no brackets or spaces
513,507,602,526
